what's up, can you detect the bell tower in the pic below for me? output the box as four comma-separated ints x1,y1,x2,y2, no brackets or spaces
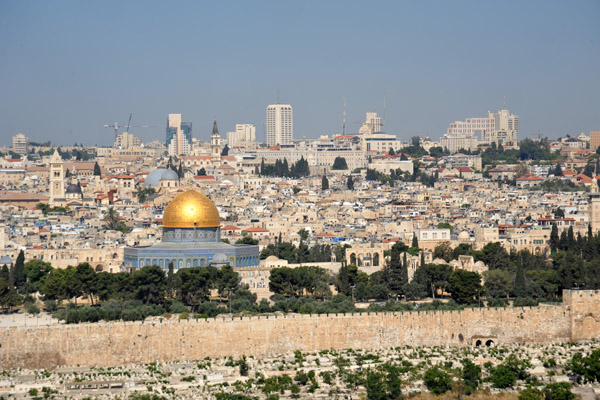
49,149,64,202
211,120,221,166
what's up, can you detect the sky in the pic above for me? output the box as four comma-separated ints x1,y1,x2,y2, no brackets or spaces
0,0,598,146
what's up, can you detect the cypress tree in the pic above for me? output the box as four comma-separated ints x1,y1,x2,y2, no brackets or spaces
0,264,8,281
347,176,354,190
13,250,25,289
400,252,409,289
550,224,559,253
514,256,527,298
93,162,101,176
321,175,329,190
412,235,419,249
420,251,425,267
567,226,575,248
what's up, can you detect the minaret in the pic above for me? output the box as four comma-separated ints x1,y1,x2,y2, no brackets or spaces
589,167,600,234
49,149,64,202
211,120,221,166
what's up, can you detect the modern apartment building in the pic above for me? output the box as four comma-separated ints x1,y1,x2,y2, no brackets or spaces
166,114,192,156
590,131,600,153
266,104,293,146
12,133,29,156
227,124,256,148
445,108,519,147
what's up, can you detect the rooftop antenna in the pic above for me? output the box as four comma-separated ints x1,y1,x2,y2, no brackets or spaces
342,97,347,135
277,83,280,104
503,96,507,109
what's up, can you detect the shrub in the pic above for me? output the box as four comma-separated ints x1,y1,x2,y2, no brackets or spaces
489,364,517,388
514,297,539,307
543,382,575,400
423,366,452,395
179,312,189,320
461,358,481,393
518,387,543,400
26,303,41,315
44,299,58,312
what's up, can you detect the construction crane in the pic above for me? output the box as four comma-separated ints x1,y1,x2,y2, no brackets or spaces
104,113,154,142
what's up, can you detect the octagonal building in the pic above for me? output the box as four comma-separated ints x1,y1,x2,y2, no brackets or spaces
123,189,260,270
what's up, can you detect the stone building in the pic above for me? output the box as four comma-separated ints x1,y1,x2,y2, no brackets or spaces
123,189,260,270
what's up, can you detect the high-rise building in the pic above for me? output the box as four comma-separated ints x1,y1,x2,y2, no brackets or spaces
12,133,29,156
227,124,256,148
359,112,383,135
166,114,192,156
114,131,142,149
266,104,293,146
446,109,519,147
590,131,600,153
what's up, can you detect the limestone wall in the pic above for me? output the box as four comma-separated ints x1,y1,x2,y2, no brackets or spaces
1,290,599,370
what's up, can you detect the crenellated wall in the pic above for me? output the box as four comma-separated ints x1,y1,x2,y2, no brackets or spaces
1,290,598,370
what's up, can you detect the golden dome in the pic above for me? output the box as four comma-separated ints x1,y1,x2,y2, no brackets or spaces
162,190,220,228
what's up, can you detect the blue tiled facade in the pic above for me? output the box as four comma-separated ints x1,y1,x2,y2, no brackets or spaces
123,226,260,271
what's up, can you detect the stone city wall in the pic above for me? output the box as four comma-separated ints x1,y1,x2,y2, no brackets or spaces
1,290,599,370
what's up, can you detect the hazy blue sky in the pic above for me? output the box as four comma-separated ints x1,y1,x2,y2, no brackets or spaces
0,0,598,146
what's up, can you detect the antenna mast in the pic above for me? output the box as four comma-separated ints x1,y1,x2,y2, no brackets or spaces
383,87,386,128
342,97,346,135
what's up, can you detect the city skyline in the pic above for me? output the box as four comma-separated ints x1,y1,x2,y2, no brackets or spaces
0,0,598,146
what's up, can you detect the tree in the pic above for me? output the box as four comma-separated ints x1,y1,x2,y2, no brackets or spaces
197,167,207,176
553,163,563,177
75,262,98,305
514,163,530,179
413,264,453,299
332,157,348,170
365,371,387,400
347,176,354,190
0,278,22,312
448,269,482,304
103,207,120,230
411,235,419,249
569,349,600,383
132,265,166,305
93,162,101,176
433,242,453,262
550,224,559,253
137,187,155,203
461,359,482,394
423,366,451,395
221,144,229,156
388,148,396,156
321,175,329,190
13,250,25,289
236,235,259,245
484,269,512,299
543,383,575,400
489,364,517,388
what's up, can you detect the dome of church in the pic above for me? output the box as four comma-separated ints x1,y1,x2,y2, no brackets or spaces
145,168,179,187
159,169,179,181
162,190,220,228
65,183,82,194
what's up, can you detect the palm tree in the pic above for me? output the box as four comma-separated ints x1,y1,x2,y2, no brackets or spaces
103,207,119,230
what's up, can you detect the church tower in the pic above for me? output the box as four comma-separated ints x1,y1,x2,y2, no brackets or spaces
49,149,65,202
211,120,222,166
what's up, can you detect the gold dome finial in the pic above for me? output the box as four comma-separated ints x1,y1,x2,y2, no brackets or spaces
162,190,220,228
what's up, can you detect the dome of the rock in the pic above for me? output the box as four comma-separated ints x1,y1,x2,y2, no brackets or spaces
162,190,220,229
